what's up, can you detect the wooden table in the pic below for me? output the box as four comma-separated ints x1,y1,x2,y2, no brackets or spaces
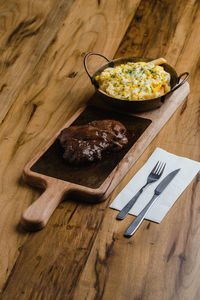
0,1,199,299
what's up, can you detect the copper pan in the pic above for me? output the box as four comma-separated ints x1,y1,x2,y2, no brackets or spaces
84,52,189,113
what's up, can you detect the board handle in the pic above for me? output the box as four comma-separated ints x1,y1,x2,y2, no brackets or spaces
21,181,69,231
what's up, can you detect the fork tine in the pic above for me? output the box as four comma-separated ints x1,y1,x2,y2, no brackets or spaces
154,161,162,174
157,162,166,176
155,161,162,174
151,161,159,173
159,162,166,176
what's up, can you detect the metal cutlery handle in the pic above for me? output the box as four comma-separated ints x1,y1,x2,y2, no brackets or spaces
124,194,158,237
116,161,166,221
116,189,143,220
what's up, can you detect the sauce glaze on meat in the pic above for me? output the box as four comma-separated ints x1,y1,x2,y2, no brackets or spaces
58,120,128,164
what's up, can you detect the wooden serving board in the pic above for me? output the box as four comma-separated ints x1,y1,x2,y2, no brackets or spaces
21,82,189,231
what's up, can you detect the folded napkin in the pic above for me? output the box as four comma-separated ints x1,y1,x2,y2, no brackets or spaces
110,148,200,223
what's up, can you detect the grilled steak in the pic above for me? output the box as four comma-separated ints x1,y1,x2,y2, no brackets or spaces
58,120,128,164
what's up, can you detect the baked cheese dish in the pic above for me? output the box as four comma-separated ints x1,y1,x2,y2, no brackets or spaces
94,58,171,101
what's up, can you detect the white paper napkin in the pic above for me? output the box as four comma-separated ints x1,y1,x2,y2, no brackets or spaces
110,148,200,223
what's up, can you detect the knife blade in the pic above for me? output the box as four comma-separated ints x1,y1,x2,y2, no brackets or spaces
154,168,180,195
124,168,181,237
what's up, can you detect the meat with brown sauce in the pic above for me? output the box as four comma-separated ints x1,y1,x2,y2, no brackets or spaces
58,120,128,164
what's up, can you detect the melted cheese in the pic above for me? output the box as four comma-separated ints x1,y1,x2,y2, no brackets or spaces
95,61,171,101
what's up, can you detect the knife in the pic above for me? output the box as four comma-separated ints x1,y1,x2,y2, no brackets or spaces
124,168,181,237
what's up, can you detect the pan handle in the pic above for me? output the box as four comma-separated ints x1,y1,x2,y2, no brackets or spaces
21,181,70,231
170,72,189,94
84,52,112,83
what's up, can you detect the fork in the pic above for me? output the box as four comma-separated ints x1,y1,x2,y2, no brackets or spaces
116,161,166,220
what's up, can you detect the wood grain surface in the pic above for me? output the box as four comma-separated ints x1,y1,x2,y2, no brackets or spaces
0,0,140,293
20,83,189,232
0,0,199,299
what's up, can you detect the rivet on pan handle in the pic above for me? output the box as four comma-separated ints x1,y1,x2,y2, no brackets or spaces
84,52,113,87
161,72,189,103
170,72,189,93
